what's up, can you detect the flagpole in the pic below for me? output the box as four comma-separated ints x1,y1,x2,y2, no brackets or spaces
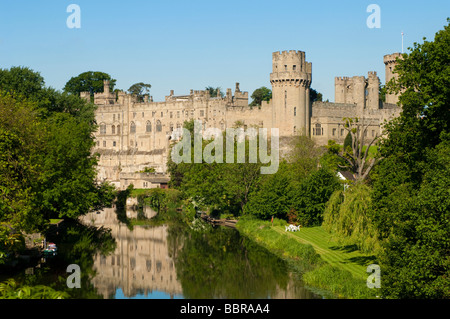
401,31,404,53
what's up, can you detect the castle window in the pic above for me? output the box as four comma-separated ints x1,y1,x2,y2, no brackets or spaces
112,125,115,134
284,65,287,71
146,121,152,133
294,107,297,116
293,65,297,71
285,91,287,108
333,128,336,136
372,130,375,137
113,141,116,147
117,125,120,134
341,128,344,136
100,124,106,135
118,114,120,121
156,120,162,132
130,122,136,133
176,123,181,129
177,111,180,118
103,141,106,147
161,112,163,118
200,110,204,117
170,112,173,119
142,112,144,118
315,123,322,136
294,126,296,133
170,123,174,132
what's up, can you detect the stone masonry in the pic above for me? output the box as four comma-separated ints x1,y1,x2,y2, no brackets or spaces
87,51,402,189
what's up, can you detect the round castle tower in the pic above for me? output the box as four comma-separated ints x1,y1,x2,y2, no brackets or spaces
270,50,312,136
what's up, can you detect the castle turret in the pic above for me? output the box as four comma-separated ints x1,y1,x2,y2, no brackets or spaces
103,80,110,93
384,53,403,105
367,71,380,110
270,50,312,136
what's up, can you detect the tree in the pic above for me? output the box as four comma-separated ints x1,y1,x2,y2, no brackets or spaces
249,87,272,107
290,167,341,227
206,86,224,98
370,20,450,298
64,71,116,97
384,19,450,154
1,68,115,234
128,82,151,102
329,117,382,182
310,88,323,102
0,66,45,101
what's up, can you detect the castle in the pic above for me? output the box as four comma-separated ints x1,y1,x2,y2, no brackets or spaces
87,50,402,189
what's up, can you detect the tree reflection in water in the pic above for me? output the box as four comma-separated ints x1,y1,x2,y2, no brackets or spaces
167,222,320,299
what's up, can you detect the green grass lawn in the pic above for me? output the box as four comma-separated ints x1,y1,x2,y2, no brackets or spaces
272,225,376,281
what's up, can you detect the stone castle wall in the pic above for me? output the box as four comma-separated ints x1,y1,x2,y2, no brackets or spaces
90,51,402,189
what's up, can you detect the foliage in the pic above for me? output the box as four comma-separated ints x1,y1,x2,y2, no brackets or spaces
290,167,341,227
205,86,224,98
0,223,25,264
0,279,69,299
128,82,151,102
63,71,116,98
244,162,293,220
309,88,323,102
168,121,264,216
0,67,115,235
370,20,450,299
328,117,382,182
249,86,272,107
322,184,380,254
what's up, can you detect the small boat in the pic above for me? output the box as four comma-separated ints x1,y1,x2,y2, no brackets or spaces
43,242,58,257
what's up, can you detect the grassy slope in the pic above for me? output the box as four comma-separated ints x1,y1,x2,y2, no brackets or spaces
271,226,375,281
237,218,378,298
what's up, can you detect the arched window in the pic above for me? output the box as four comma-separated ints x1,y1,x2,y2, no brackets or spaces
117,125,120,134
294,107,297,116
100,123,106,135
112,125,115,134
169,123,174,132
315,123,322,136
156,120,162,132
146,121,152,133
130,122,136,134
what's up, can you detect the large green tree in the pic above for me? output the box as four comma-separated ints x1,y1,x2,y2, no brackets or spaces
249,87,272,107
0,67,115,236
64,71,116,97
128,82,151,102
370,19,450,298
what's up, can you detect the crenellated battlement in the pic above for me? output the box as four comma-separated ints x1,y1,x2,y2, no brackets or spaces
384,52,403,65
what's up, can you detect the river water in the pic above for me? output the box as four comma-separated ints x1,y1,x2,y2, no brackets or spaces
78,207,322,299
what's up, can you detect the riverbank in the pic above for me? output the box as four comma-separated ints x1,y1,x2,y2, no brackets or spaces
236,217,378,299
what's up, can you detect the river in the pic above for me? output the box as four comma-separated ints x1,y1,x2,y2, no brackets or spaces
1,206,322,299
78,206,322,299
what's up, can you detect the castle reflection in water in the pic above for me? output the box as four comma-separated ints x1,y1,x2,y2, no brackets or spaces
82,208,183,299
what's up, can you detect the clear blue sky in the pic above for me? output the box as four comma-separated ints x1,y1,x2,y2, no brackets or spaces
1,0,448,102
